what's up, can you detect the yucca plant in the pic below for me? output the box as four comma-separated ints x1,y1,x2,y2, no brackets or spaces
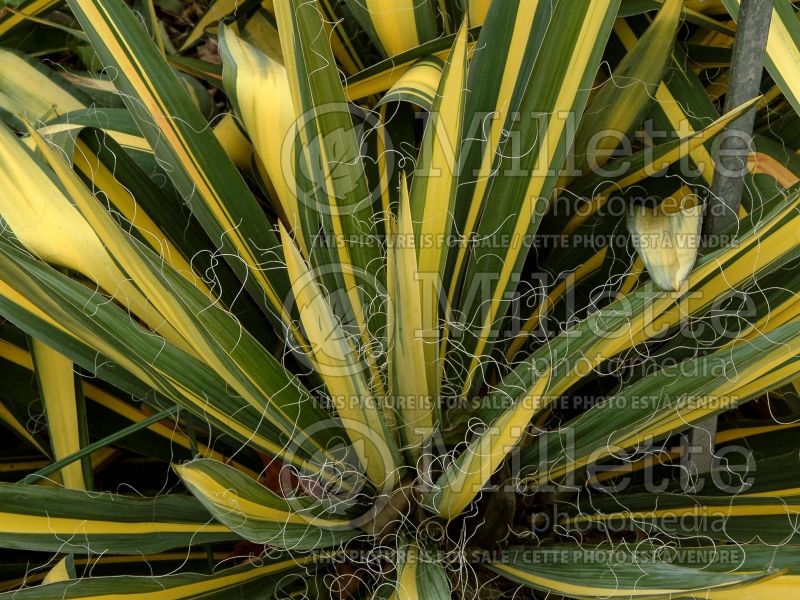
3,0,800,597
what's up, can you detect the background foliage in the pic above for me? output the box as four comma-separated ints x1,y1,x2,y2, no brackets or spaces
2,0,800,598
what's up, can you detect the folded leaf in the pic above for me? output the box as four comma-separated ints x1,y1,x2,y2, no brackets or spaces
391,542,450,600
176,459,361,550
627,193,703,291
377,57,443,111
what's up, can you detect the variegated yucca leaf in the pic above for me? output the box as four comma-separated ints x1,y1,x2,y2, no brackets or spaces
0,482,238,554
30,339,91,490
627,191,703,291
66,0,297,333
488,546,774,598
2,0,800,598
451,1,620,396
387,174,433,456
176,459,361,550
390,542,450,599
0,554,318,599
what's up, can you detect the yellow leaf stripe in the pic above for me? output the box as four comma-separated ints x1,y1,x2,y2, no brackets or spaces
175,463,349,529
387,174,433,455
281,224,400,487
378,57,443,111
219,27,306,256
0,513,231,536
71,139,214,300
31,340,86,490
445,1,540,323
0,123,193,355
411,22,468,400
0,48,85,120
430,371,551,520
68,0,297,334
0,0,60,38
463,3,617,395
364,0,426,57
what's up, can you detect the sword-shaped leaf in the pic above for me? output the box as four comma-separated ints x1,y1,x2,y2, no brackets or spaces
377,57,443,112
489,545,773,598
453,1,620,396
177,458,361,550
342,0,437,58
522,321,800,487
571,0,683,175
387,174,432,457
65,0,293,327
390,542,450,600
281,224,401,488
0,555,315,599
425,370,550,519
0,482,236,554
30,339,90,489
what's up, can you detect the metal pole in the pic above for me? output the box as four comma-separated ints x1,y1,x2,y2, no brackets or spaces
703,0,774,235
685,0,773,490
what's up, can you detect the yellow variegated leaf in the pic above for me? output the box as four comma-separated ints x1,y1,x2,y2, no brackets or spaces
411,21,468,400
0,123,192,354
706,576,800,599
34,121,151,155
627,191,703,292
30,339,86,490
0,333,259,480
280,224,400,487
71,139,214,300
212,112,253,171
218,26,304,252
175,459,359,550
349,0,437,57
0,0,60,38
444,0,544,332
572,0,683,175
454,2,620,396
378,57,443,111
488,546,774,598
387,174,432,457
241,7,284,63
467,0,491,27
390,542,450,599
345,43,465,102
0,49,85,121
42,556,75,585
613,18,719,187
427,370,551,520
68,0,296,336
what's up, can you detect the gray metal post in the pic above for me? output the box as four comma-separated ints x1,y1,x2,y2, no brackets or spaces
685,0,773,490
